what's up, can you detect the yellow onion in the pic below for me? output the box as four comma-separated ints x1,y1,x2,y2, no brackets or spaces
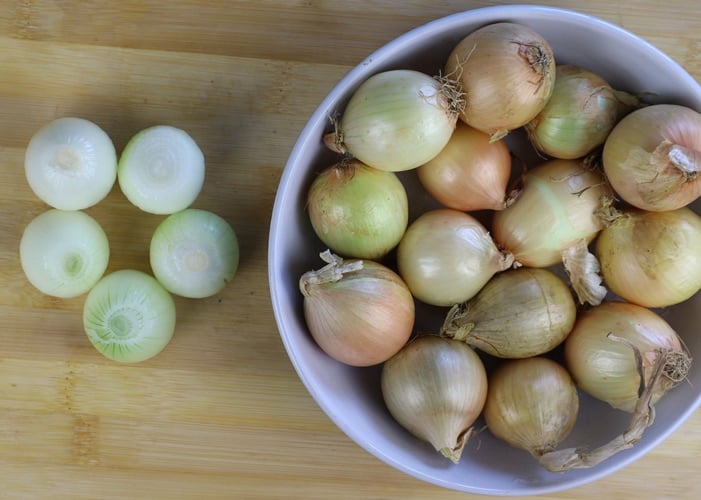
483,357,579,464
440,268,576,358
492,159,610,267
416,122,515,211
564,301,690,413
299,250,414,367
397,208,514,306
324,69,460,172
525,64,642,159
602,104,701,211
595,207,701,308
381,335,487,464
444,22,555,141
306,159,408,259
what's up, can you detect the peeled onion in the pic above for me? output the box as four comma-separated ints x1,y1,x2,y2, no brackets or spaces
416,122,514,211
595,207,701,308
299,250,414,367
397,208,514,306
444,22,555,141
602,103,701,211
381,335,487,464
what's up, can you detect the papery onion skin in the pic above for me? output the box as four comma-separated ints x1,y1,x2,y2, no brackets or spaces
564,301,687,413
484,357,579,458
602,104,701,211
492,159,611,267
525,65,641,160
596,207,701,308
441,268,576,358
381,335,488,464
397,208,514,306
307,160,408,260
417,122,514,211
444,22,556,141
325,69,459,172
300,252,414,367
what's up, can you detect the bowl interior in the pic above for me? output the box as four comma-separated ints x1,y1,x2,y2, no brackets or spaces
269,5,701,496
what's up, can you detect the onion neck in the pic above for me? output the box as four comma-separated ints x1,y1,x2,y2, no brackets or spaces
299,250,363,296
666,143,701,179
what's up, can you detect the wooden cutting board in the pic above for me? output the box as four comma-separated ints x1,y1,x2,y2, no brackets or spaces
1,1,700,498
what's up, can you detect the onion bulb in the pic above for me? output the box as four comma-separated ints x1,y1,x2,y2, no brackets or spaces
596,207,701,308
307,160,408,259
444,22,555,141
323,69,460,172
565,301,690,413
299,250,414,367
381,335,487,464
397,209,514,306
492,159,611,268
602,104,701,211
483,357,578,464
440,268,576,358
24,117,117,210
417,122,515,211
525,65,642,159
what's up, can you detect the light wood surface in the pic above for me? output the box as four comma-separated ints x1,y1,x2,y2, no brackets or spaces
1,1,700,498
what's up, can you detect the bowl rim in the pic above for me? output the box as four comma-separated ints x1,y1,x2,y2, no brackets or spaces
269,4,701,495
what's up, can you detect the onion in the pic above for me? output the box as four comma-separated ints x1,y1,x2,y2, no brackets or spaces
118,125,205,215
150,208,239,299
397,208,514,306
20,209,110,298
299,250,414,367
381,335,487,464
602,104,701,211
525,64,642,159
565,301,690,413
444,22,555,141
323,69,460,172
595,207,701,308
83,269,177,363
306,159,408,259
416,122,515,211
483,357,578,465
492,159,611,268
440,268,576,358
24,117,117,210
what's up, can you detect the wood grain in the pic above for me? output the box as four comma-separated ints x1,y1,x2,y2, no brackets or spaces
1,1,700,498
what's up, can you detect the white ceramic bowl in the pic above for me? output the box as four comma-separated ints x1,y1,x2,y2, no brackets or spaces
269,5,701,495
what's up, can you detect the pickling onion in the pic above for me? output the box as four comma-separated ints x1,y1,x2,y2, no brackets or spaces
564,301,690,413
483,357,578,463
416,122,515,211
525,64,642,159
492,159,611,268
440,268,576,358
444,22,556,141
299,250,414,367
381,335,487,464
306,159,408,259
323,69,460,172
602,104,701,211
595,207,701,308
397,208,514,306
